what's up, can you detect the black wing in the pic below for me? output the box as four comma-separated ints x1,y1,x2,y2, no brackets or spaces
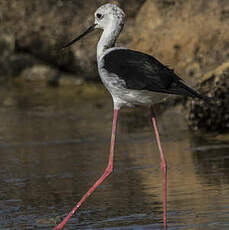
103,49,204,99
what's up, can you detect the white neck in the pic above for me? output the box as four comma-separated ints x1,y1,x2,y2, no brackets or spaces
97,23,122,61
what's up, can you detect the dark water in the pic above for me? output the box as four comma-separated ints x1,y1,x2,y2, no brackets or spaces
0,85,229,230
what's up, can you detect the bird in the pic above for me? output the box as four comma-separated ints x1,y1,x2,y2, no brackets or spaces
54,3,210,230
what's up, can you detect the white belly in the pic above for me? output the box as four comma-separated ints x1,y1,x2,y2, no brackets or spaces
111,87,169,109
99,68,168,109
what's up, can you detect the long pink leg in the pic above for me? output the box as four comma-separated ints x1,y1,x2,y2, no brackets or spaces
54,109,119,230
150,106,167,230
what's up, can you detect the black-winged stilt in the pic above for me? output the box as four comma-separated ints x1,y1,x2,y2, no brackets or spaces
54,3,209,230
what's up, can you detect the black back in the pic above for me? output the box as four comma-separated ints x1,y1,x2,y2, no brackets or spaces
103,49,204,99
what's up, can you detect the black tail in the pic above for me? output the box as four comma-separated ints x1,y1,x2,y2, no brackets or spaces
178,81,213,103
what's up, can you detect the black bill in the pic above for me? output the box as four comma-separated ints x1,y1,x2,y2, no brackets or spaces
62,24,97,49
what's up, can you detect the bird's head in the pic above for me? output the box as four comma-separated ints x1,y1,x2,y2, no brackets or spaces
94,4,125,30
62,4,125,49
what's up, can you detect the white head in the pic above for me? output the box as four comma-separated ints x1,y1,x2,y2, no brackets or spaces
63,4,125,49
94,4,125,30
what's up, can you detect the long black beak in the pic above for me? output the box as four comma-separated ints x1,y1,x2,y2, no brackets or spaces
62,24,97,49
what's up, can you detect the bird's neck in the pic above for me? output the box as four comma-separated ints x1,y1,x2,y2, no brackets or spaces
97,24,123,61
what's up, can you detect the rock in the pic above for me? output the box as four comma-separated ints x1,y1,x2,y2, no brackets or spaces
0,0,145,79
1,0,228,81
186,61,229,131
17,64,84,87
3,97,17,107
131,0,229,131
18,65,58,83
1,0,228,133
131,0,229,81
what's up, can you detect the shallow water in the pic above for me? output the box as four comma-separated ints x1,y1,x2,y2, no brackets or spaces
0,85,229,230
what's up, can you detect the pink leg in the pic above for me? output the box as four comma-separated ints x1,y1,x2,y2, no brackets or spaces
150,106,167,230
54,109,119,230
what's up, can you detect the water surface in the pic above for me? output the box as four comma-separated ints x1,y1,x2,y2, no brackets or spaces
0,85,229,229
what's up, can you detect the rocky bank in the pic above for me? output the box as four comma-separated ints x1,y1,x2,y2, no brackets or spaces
0,0,144,81
0,0,228,131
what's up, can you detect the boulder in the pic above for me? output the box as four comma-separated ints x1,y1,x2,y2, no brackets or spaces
18,64,58,84
0,0,145,79
186,61,229,131
131,0,229,131
16,64,84,87
131,0,229,81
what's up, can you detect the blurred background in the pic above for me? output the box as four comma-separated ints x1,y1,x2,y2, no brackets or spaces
0,0,229,229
